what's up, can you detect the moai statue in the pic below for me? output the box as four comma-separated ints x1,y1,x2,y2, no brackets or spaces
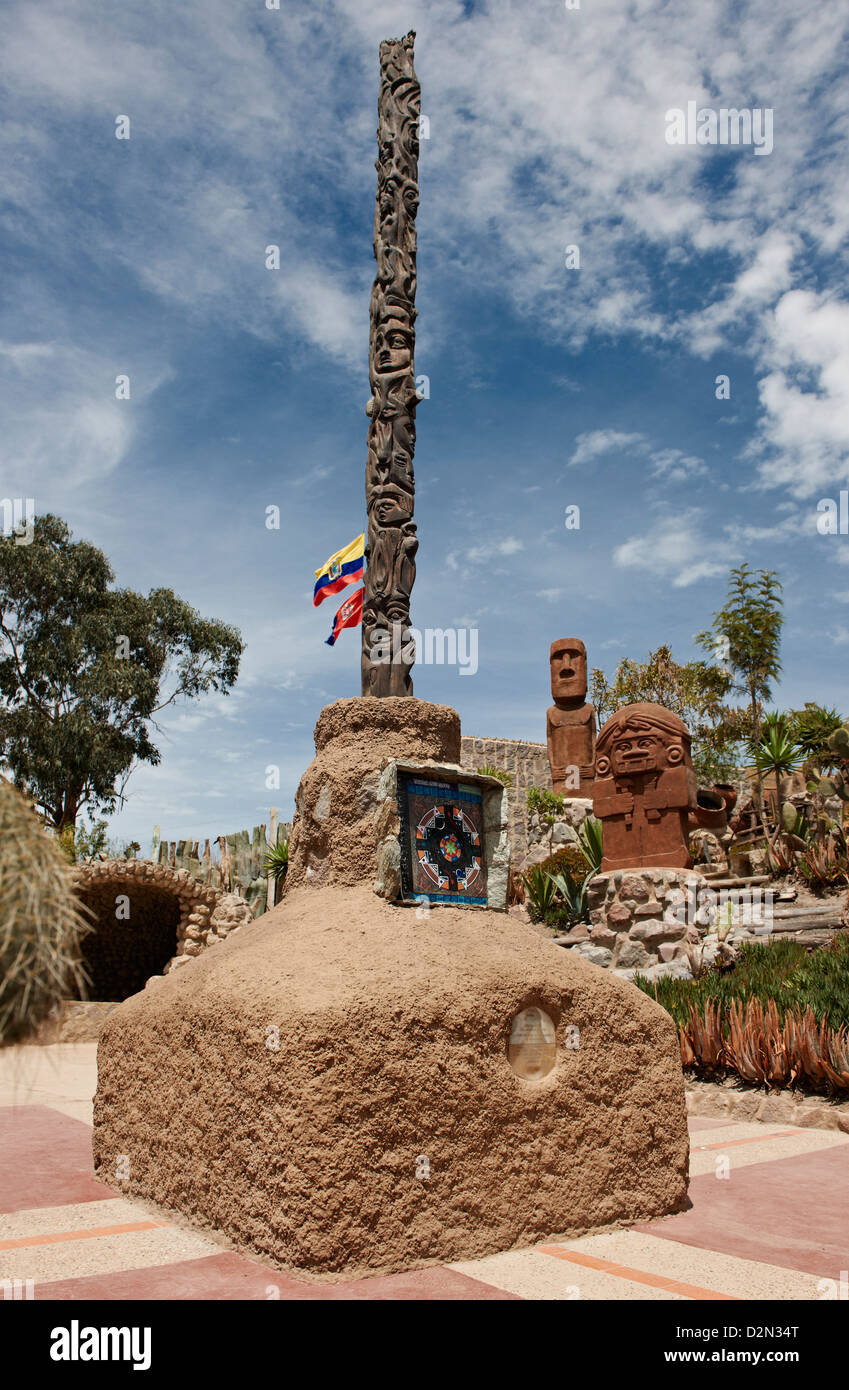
546,638,596,797
593,703,698,872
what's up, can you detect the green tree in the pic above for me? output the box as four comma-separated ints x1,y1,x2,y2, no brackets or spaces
0,515,243,831
590,644,747,783
696,564,784,825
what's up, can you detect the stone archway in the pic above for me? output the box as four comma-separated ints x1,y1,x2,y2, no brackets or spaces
71,860,252,1001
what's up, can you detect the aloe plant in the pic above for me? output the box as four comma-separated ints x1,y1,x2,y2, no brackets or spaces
264,839,289,882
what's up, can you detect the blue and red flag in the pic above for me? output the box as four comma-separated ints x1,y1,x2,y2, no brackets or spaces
325,586,363,646
313,533,365,607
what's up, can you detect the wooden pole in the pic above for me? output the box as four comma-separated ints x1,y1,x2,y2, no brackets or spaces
361,31,420,697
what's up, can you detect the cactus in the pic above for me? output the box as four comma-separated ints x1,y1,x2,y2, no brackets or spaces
809,770,849,802
807,727,849,803
828,726,849,759
0,780,91,1045
781,801,798,833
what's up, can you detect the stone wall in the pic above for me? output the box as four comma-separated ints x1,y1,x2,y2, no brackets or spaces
460,734,551,864
569,869,717,983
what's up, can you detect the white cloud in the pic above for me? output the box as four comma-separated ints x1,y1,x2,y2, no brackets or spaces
648,449,707,483
447,536,524,570
568,430,646,468
3,0,847,498
568,432,706,484
750,291,849,497
614,514,738,587
0,340,170,494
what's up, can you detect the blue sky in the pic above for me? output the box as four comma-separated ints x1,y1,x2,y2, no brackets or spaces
1,0,847,847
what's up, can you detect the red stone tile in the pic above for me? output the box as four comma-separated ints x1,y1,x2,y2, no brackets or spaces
35,1252,519,1301
636,1144,849,1278
0,1107,110,1213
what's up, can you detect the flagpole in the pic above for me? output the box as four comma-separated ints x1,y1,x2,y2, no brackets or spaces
361,31,420,698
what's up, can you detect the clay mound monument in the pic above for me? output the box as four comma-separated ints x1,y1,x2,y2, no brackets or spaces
93,697,689,1280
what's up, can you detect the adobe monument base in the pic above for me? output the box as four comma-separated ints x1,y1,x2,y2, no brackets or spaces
92,697,689,1279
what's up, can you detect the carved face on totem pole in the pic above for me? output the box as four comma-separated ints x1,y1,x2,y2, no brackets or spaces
546,638,596,798
593,702,698,873
374,309,413,376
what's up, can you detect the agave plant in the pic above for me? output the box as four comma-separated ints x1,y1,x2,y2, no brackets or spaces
522,865,560,922
563,815,604,879
546,869,590,925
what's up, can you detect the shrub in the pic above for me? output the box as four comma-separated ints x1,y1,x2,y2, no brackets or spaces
535,845,587,880
477,764,513,787
527,787,564,820
0,780,91,1045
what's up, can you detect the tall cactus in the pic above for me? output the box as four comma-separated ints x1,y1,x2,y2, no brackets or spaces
0,780,90,1045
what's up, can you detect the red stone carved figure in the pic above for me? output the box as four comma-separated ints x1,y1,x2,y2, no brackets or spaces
546,638,596,796
593,703,698,872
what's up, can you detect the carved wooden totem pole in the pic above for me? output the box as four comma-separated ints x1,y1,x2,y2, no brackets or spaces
361,31,420,698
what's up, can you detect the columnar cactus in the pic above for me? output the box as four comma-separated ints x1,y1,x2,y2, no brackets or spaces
0,780,90,1045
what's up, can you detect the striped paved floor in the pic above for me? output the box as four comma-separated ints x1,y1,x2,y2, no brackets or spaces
2,1045,846,1301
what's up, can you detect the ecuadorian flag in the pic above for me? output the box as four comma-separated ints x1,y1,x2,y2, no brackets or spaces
313,533,365,607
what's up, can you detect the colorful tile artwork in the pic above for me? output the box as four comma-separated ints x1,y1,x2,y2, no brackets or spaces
397,774,487,906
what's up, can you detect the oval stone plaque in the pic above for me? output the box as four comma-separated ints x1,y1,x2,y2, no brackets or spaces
507,1007,556,1080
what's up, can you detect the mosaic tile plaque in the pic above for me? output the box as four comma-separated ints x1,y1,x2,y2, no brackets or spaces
397,773,488,906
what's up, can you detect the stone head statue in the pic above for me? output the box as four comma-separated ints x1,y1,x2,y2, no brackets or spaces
546,638,595,797
550,638,587,707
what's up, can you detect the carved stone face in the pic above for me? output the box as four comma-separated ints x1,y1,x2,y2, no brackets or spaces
605,725,686,779
550,639,587,703
609,731,662,778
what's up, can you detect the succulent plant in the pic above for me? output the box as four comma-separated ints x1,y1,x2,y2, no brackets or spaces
0,780,91,1046
809,769,849,802
829,726,849,759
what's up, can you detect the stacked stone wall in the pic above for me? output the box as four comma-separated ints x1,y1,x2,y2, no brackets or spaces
460,734,551,864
